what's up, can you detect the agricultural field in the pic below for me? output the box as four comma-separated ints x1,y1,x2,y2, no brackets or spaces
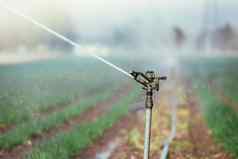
0,56,238,159
183,57,238,158
0,56,141,159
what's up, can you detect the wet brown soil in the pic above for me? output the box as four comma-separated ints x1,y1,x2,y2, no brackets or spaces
74,85,234,159
0,84,132,159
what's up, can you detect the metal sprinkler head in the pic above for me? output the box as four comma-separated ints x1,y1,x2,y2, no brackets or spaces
130,70,167,91
130,70,167,159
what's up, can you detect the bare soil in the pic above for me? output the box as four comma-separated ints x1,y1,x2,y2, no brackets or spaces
74,84,234,159
0,84,132,159
1,82,234,159
0,125,15,135
168,90,232,159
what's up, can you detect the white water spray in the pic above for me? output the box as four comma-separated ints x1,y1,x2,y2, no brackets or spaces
160,105,177,159
0,2,133,79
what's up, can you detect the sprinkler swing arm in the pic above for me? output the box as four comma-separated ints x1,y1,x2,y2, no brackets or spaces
130,71,167,159
131,71,167,90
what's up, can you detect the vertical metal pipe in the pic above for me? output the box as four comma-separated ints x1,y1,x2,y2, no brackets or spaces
144,108,152,159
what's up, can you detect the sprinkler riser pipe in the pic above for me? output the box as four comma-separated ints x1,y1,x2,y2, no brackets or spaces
130,70,167,159
144,85,154,159
145,86,153,109
144,108,152,159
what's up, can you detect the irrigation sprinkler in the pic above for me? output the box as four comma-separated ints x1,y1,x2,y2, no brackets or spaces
130,71,167,159
2,4,169,158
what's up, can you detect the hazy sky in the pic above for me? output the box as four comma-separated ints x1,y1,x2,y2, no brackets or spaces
2,0,238,30
0,0,237,50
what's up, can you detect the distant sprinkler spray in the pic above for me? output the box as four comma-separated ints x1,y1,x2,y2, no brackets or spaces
131,71,167,159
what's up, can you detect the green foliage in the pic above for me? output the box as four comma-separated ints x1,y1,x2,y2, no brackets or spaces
182,57,238,157
0,90,114,149
182,57,238,103
0,57,127,125
26,87,140,159
196,87,238,157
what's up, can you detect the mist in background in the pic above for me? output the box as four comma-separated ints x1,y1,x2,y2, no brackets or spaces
0,0,238,64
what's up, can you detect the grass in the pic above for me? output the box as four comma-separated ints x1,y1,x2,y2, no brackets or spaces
0,57,127,125
25,86,141,159
0,89,116,149
182,57,238,103
182,57,238,157
195,84,238,157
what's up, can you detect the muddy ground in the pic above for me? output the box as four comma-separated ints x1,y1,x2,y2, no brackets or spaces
76,83,233,159
0,82,234,159
0,84,132,159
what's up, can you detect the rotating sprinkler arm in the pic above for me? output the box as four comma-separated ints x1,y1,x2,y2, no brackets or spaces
130,71,167,90
130,71,150,88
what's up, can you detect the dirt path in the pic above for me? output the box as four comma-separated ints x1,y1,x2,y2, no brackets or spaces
74,89,172,159
0,125,15,135
168,90,232,159
74,98,144,159
0,84,132,159
75,112,138,159
73,84,234,159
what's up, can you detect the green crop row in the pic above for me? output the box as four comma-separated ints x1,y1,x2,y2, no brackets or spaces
0,57,127,125
25,86,141,159
0,89,116,149
195,86,238,157
182,57,238,106
211,78,238,103
182,57,238,157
